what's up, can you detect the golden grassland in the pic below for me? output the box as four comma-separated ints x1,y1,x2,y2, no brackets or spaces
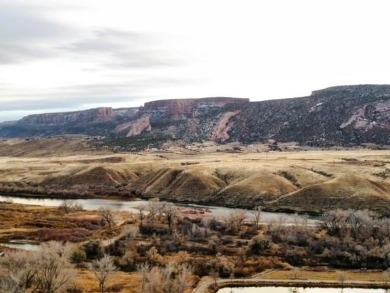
261,269,386,282
0,140,389,214
74,270,141,293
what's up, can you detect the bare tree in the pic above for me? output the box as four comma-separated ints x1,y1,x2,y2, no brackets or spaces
91,255,116,293
0,250,38,292
136,204,147,225
146,198,163,223
225,210,247,234
59,201,72,214
251,206,262,228
161,203,177,231
347,210,374,239
34,241,76,293
59,201,84,213
321,209,350,236
138,263,193,293
98,208,115,229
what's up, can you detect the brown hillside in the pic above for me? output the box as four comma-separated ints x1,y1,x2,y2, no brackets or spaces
276,166,329,188
133,168,182,196
213,172,298,207
45,166,138,186
132,168,226,200
270,174,390,215
168,169,226,199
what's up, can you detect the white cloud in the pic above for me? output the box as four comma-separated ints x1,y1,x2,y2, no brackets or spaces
1,0,390,121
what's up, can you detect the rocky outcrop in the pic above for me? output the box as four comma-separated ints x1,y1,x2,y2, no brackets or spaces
19,107,116,125
0,85,389,147
210,111,240,142
114,116,152,137
230,85,390,146
340,101,390,130
141,97,249,120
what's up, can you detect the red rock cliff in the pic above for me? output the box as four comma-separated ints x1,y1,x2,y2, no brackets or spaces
142,97,249,120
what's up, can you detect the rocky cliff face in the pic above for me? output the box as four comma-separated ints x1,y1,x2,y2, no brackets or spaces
141,97,249,120
210,111,241,142
1,85,389,147
19,107,116,125
228,85,390,146
114,116,152,137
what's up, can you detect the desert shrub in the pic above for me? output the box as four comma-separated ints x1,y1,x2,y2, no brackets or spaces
70,247,86,264
208,240,219,255
106,283,124,292
284,246,308,266
140,223,169,235
32,228,92,242
248,235,271,255
220,246,241,256
146,247,165,266
234,266,255,277
84,239,104,260
193,259,215,277
66,285,84,293
136,243,153,256
220,235,234,245
207,217,225,231
116,250,138,272
216,255,235,278
106,239,127,257
185,223,210,241
59,201,84,213
240,226,259,239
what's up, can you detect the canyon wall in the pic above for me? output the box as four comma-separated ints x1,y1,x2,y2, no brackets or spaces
1,86,389,147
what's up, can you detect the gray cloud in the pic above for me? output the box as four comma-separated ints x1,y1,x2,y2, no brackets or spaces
0,4,71,64
0,76,194,112
0,2,192,122
0,44,55,64
59,28,179,69
0,94,143,112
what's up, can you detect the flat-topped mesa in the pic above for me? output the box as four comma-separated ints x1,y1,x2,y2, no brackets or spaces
311,84,390,98
18,107,116,125
141,97,250,120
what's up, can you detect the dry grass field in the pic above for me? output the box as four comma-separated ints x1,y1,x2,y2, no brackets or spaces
74,270,141,293
0,140,389,292
0,139,389,215
261,269,387,282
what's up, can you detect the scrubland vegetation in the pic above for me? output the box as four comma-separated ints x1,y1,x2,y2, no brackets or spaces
1,198,390,292
0,146,389,291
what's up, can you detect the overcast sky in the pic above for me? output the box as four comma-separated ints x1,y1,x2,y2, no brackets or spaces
1,0,390,122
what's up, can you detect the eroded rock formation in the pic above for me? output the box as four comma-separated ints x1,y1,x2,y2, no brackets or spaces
1,86,389,147
19,107,116,125
141,97,249,120
115,116,152,137
210,111,240,142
